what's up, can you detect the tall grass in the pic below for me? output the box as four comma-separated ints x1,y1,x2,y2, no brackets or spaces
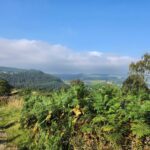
0,95,29,149
7,96,23,109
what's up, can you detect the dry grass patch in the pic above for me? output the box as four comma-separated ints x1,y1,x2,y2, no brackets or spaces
7,96,23,109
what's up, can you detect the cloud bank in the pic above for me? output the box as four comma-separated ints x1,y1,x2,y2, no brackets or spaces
0,38,134,74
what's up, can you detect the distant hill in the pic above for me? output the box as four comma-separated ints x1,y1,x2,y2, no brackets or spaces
0,67,65,90
54,73,127,85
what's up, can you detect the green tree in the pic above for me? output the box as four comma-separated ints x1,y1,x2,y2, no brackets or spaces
70,79,84,87
122,74,149,95
129,53,150,78
122,53,150,95
0,79,12,96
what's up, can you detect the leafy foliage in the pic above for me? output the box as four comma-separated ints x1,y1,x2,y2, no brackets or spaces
20,82,150,149
123,53,150,96
0,79,12,96
122,74,149,95
129,53,150,77
5,53,150,149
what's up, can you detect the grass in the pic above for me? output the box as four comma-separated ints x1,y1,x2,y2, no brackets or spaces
0,96,22,127
0,96,30,148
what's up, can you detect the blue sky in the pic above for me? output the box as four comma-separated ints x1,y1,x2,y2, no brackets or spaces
0,0,149,73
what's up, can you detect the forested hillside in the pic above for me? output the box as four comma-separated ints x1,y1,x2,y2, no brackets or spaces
0,67,65,90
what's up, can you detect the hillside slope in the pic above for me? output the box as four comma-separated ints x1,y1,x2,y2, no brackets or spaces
0,67,64,90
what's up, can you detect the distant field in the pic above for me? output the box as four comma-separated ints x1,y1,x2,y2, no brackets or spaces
60,73,127,86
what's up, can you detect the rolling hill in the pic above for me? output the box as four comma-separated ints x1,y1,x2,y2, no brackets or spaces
0,67,65,90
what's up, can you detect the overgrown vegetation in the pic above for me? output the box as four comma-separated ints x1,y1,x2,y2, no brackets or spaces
0,79,12,96
0,96,30,149
20,81,149,149
0,53,149,150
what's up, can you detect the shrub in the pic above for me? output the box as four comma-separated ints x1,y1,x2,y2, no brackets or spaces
0,79,12,96
122,74,149,95
20,83,150,149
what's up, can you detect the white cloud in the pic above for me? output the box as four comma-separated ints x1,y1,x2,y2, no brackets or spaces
0,38,135,74
88,51,103,57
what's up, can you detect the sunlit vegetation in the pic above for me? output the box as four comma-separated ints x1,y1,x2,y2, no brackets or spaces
0,96,30,149
0,53,149,150
19,80,149,149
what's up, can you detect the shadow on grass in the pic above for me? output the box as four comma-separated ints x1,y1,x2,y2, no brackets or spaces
0,134,20,144
0,121,17,129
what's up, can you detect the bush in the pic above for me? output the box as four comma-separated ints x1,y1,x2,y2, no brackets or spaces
20,83,150,149
122,74,149,95
0,79,12,96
